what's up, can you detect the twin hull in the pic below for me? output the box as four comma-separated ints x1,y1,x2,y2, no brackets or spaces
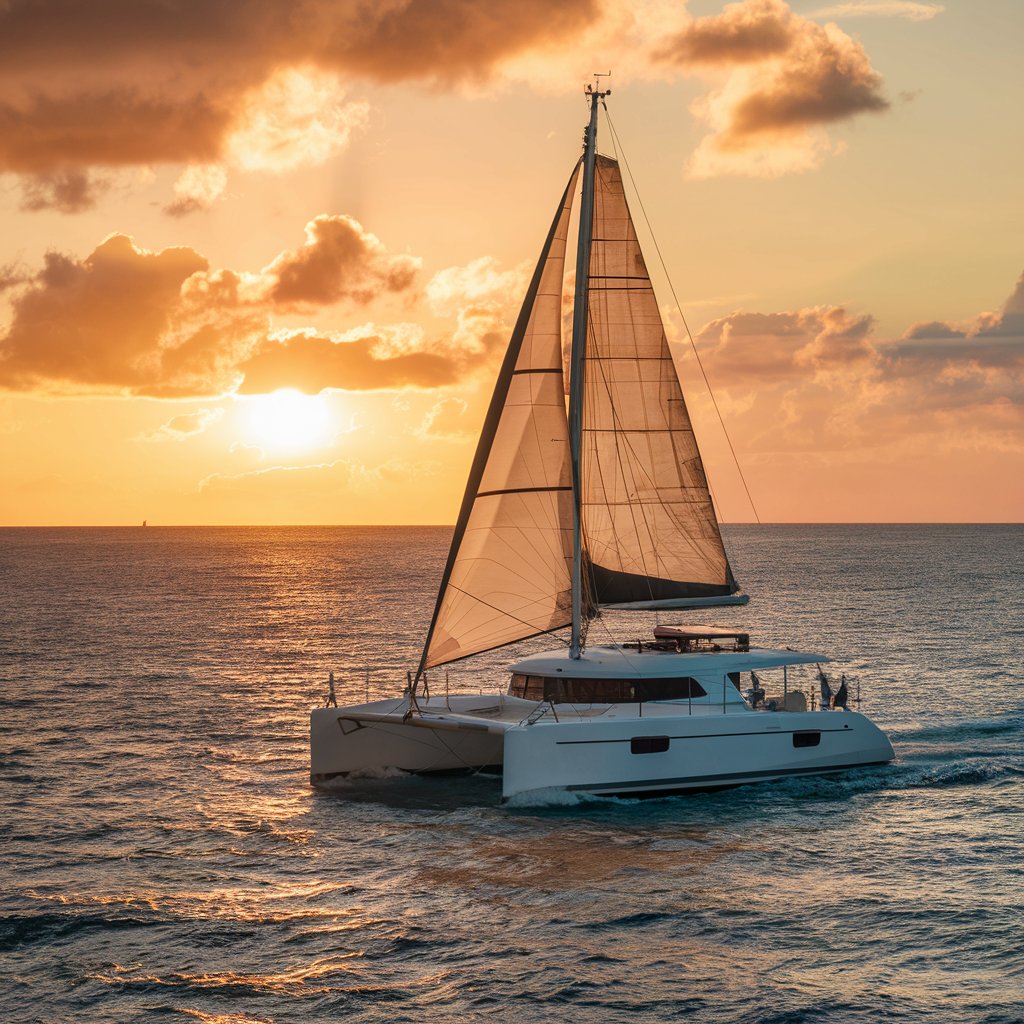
310,698,894,801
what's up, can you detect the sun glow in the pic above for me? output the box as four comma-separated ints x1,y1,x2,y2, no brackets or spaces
243,389,333,451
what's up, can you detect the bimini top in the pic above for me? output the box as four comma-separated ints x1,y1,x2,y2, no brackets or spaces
509,645,830,680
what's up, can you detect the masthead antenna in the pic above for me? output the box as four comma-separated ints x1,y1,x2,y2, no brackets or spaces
586,70,612,101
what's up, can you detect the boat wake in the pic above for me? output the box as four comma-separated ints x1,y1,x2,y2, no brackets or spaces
503,787,640,810
314,765,410,789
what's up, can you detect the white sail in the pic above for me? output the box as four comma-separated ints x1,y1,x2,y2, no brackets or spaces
420,165,580,671
580,155,739,608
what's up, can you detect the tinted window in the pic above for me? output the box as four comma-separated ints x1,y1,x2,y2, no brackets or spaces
631,736,670,754
793,731,821,748
509,674,707,703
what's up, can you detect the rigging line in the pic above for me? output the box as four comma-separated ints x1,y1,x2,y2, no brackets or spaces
603,109,761,526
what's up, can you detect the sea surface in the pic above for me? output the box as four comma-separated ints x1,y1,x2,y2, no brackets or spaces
1,525,1022,1024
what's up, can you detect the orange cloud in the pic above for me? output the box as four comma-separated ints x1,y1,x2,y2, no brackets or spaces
658,0,889,177
692,272,1024,456
0,214,429,396
0,0,597,208
236,330,463,394
264,215,420,308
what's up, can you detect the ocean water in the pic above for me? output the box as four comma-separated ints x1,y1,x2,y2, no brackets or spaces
1,524,1022,1024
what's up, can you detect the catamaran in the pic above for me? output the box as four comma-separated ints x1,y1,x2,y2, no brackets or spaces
311,86,895,802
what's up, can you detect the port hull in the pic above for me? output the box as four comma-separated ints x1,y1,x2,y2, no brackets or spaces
310,697,509,781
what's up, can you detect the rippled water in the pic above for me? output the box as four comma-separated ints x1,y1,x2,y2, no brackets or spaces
2,525,1022,1023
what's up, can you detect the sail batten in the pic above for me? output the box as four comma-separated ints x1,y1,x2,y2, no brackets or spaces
418,163,581,674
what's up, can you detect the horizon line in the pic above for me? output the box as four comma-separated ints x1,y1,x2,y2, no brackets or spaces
1,521,1022,529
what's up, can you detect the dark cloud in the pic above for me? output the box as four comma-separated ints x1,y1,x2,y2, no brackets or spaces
728,40,888,140
659,0,888,174
888,273,1024,372
0,0,597,187
0,90,229,173
656,0,795,64
901,320,967,340
265,215,420,308
16,168,107,213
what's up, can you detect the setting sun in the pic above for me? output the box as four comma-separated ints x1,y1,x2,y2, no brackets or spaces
242,389,332,451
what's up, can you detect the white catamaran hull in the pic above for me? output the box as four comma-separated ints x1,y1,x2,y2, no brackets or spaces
310,697,508,779
500,710,893,801
310,696,894,801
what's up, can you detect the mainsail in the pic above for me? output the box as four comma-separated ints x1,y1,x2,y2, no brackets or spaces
418,164,581,672
580,155,739,609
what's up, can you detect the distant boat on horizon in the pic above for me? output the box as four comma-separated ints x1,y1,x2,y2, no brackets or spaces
310,85,895,803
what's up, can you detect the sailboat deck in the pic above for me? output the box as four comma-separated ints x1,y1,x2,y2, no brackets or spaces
417,694,786,729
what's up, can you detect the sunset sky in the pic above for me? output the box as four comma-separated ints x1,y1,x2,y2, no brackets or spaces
1,0,1021,525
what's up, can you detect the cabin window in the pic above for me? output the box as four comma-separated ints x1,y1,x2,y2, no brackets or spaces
793,731,821,748
631,736,670,754
509,674,706,703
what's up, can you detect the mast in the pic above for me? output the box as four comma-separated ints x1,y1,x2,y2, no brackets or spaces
568,81,608,659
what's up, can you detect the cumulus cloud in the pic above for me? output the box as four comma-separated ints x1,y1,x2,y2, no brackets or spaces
0,214,429,397
0,236,211,394
890,273,1024,373
691,271,1024,455
264,215,420,308
0,0,597,207
810,3,944,20
236,329,464,394
657,0,889,177
235,299,509,395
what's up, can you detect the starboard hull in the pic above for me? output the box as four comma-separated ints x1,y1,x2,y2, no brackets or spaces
500,710,894,801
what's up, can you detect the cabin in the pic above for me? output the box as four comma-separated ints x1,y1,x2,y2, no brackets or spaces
507,626,818,709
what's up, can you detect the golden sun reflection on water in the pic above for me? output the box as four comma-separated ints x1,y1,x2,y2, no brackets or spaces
416,828,761,891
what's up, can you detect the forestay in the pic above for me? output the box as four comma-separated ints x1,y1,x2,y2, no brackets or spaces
419,164,581,672
580,155,739,608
